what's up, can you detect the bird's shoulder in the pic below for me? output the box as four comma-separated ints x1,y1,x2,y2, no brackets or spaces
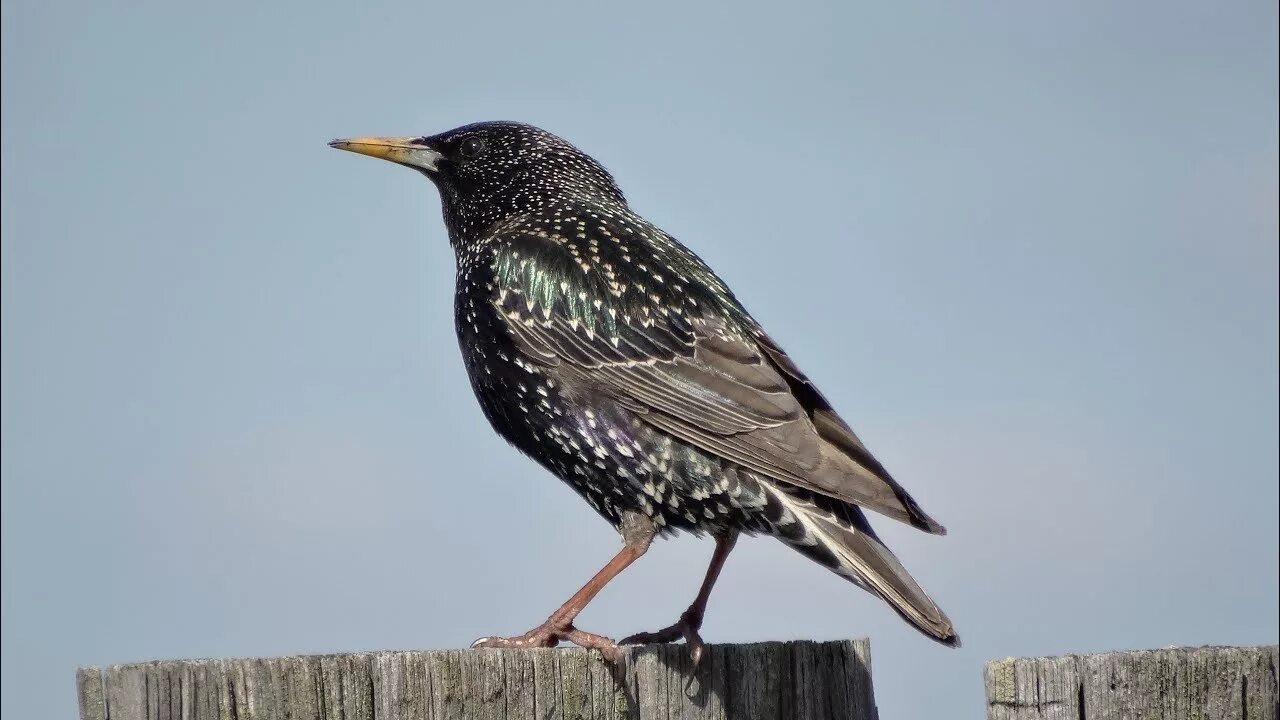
477,207,752,363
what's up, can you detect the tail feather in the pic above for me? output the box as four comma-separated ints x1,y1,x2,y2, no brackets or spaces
761,481,959,647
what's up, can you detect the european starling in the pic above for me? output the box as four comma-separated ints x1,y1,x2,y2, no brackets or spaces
329,122,958,659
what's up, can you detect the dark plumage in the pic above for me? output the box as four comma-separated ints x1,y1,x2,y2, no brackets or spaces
329,122,958,657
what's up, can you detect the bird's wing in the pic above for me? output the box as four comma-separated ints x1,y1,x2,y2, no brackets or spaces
492,229,944,534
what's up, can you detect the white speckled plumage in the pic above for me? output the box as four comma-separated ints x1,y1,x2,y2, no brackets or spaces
331,121,959,648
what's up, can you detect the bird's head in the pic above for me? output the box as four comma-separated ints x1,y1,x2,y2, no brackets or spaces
330,121,626,244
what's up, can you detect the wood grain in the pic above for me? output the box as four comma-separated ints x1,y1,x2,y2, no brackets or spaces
985,645,1278,720
78,639,876,720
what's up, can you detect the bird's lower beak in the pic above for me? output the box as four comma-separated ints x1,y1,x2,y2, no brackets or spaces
328,136,443,172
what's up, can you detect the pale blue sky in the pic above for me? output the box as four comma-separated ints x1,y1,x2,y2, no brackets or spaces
2,2,1276,718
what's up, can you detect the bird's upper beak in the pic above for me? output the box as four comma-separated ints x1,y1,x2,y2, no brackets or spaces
328,136,443,172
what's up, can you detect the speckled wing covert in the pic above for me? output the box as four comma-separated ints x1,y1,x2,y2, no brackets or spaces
490,222,946,536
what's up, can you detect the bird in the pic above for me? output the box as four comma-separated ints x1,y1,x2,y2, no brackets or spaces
329,122,958,661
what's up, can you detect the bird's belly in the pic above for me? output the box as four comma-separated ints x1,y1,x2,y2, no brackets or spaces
466,354,770,536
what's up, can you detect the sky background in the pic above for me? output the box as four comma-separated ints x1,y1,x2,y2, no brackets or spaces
2,1,1277,718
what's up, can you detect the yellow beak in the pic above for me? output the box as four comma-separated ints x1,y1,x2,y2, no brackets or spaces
328,136,443,171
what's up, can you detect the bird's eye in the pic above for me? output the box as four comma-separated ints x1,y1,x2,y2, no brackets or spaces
458,137,487,160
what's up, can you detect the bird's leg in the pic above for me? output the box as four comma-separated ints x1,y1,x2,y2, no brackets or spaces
471,513,656,658
620,530,739,666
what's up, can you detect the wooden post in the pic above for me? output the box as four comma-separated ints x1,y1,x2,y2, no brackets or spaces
984,645,1278,720
77,638,876,720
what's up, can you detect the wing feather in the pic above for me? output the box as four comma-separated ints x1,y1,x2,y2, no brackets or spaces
492,230,945,533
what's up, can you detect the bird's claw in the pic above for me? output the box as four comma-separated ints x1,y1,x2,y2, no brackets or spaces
619,610,706,667
470,633,559,650
471,623,622,660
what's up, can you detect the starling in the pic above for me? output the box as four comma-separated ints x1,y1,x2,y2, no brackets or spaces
329,122,958,659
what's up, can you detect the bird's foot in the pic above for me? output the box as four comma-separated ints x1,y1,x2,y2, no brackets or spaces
471,622,622,660
619,608,707,666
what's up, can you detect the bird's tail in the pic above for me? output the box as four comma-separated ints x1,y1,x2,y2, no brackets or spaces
760,482,960,647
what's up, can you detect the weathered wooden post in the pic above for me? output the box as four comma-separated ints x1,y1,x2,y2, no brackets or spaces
77,638,877,720
984,645,1278,720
